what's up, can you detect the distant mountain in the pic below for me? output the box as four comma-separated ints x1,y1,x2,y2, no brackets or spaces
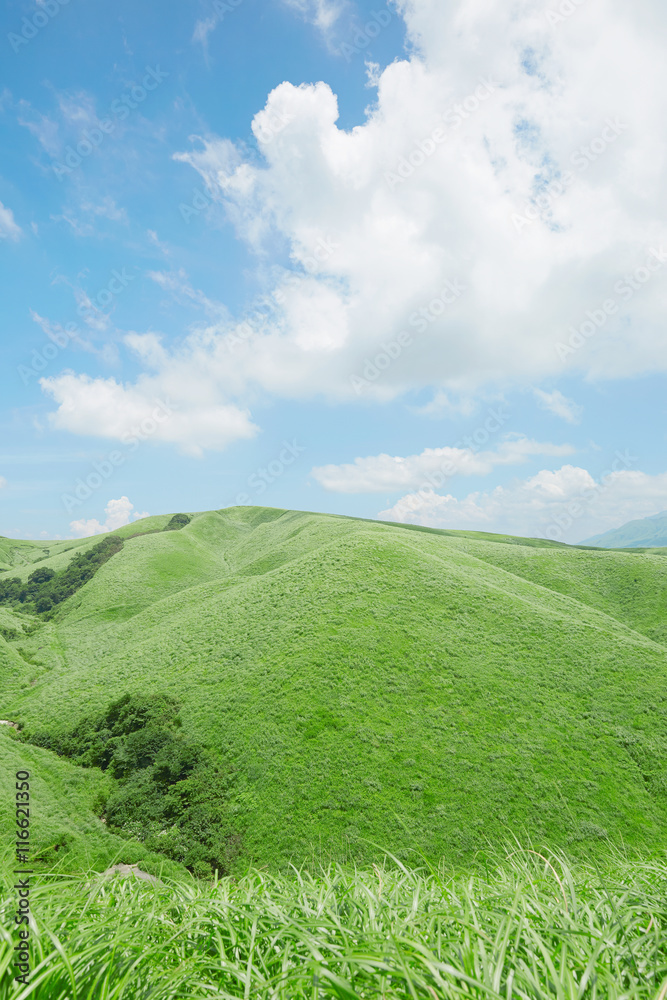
581,510,667,548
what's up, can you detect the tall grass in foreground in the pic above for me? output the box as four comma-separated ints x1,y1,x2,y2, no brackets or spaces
1,850,666,999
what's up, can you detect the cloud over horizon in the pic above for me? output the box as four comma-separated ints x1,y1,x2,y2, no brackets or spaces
378,463,667,544
69,496,149,538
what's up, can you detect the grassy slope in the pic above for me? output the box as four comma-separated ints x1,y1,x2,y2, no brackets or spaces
1,506,667,873
0,729,186,876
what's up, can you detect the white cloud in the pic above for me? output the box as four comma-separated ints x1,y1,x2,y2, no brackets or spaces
17,102,61,156
40,367,258,457
0,201,21,241
51,197,128,239
378,464,667,544
192,15,218,60
149,268,228,320
69,496,149,538
30,310,94,356
80,196,128,224
147,229,170,256
50,213,96,238
533,388,583,424
0,476,7,489
283,0,346,34
173,0,667,403
18,91,97,159
36,0,667,454
193,15,218,44
312,436,574,492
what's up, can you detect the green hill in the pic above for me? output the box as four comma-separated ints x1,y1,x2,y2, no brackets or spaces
582,510,667,549
1,506,666,875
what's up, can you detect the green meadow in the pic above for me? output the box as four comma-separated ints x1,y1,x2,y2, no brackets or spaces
1,506,666,996
1,505,667,873
1,850,666,999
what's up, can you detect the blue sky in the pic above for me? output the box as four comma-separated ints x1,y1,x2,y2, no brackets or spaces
1,0,666,543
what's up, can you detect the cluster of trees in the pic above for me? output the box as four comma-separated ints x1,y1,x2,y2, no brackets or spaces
0,536,123,615
26,694,235,877
165,513,191,530
1,518,189,617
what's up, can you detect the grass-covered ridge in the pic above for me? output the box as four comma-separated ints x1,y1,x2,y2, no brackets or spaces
1,506,667,875
0,850,666,998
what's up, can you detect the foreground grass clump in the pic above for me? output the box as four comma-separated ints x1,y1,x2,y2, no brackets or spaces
1,851,666,999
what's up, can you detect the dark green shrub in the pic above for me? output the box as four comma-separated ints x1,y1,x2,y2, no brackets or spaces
22,693,237,877
165,513,191,531
0,536,124,615
28,567,56,585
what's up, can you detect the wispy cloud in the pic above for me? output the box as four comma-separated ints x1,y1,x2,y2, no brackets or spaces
0,200,22,241
534,389,583,424
192,15,218,57
410,390,478,419
51,196,128,237
283,0,346,34
147,229,170,256
148,268,229,320
49,213,96,237
80,196,128,224
17,101,61,156
312,437,574,493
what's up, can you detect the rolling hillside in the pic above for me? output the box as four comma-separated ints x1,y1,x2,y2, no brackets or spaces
1,506,667,875
582,510,667,549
